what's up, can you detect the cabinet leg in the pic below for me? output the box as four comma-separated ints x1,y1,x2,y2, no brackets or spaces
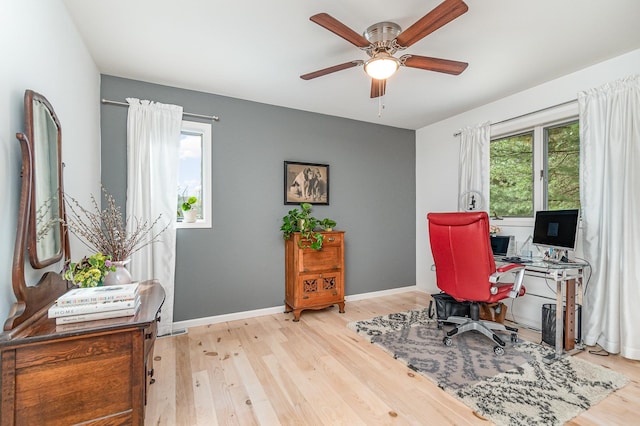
337,302,345,314
292,310,302,322
284,302,293,313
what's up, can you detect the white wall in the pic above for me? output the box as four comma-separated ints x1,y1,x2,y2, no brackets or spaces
0,1,100,323
416,48,640,329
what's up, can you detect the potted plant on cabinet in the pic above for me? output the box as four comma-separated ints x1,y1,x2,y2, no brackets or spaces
280,203,336,250
319,218,337,232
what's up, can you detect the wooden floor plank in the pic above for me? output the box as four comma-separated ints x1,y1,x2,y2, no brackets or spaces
146,291,639,426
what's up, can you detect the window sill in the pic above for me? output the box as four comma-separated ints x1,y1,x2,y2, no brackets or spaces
490,217,534,228
176,219,211,229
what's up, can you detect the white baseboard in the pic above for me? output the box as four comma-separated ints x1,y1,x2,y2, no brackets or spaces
345,285,423,301
171,285,421,332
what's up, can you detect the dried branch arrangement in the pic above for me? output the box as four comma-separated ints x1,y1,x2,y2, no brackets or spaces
64,187,170,261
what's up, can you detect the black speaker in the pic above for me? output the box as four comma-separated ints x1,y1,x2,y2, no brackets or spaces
541,303,582,348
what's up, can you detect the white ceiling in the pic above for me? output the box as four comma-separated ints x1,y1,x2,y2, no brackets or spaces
63,0,640,130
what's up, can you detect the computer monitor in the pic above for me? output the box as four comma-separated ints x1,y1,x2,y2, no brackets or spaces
532,209,580,251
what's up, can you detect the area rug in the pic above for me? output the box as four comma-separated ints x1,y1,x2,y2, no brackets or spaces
348,310,629,426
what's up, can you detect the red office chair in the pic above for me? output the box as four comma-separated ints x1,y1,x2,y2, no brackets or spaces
427,211,527,355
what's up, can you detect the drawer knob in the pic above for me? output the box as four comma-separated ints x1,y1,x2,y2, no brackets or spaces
328,237,335,242
303,296,309,299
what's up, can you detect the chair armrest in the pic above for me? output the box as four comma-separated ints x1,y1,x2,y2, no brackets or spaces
489,264,526,299
489,263,525,283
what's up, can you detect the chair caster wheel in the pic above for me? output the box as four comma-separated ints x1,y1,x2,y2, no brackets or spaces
443,336,452,346
494,345,505,356
511,333,518,343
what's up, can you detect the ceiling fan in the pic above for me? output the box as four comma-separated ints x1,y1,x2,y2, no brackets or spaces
300,0,469,98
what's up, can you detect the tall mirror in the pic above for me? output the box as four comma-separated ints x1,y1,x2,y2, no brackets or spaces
27,90,65,267
5,90,70,331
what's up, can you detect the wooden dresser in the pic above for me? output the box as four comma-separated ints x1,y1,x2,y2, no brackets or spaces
284,231,345,321
0,280,164,425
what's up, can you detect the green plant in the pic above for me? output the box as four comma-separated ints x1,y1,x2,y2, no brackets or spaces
181,196,197,211
280,203,336,250
63,252,116,288
319,218,337,231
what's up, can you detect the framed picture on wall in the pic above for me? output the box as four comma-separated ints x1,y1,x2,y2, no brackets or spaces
284,161,329,205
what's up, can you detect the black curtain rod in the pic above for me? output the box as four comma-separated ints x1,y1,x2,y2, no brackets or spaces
453,98,577,136
101,98,219,121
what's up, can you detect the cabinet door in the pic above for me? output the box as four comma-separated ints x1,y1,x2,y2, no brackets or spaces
298,272,342,306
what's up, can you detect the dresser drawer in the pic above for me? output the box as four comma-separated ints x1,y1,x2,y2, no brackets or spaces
320,233,342,247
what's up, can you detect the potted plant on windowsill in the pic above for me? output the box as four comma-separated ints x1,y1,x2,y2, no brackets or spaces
280,203,336,250
181,196,198,223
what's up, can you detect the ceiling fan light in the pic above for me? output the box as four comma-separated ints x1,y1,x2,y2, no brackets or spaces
364,54,399,80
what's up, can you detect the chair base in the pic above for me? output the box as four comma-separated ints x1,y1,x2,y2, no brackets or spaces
443,315,519,355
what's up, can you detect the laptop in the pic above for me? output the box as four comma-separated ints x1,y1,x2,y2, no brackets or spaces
490,235,512,257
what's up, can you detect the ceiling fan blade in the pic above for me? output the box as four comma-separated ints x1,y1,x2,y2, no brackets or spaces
300,60,364,80
310,13,371,48
370,79,387,98
395,0,468,48
402,55,468,75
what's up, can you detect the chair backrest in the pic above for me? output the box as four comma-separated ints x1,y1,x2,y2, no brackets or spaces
427,211,497,302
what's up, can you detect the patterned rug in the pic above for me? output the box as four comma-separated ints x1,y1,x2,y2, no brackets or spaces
348,309,629,426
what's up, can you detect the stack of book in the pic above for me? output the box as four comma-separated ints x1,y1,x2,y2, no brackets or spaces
49,282,140,325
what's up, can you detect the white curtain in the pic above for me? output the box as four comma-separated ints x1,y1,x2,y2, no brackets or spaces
458,122,491,212
578,75,640,360
126,98,183,336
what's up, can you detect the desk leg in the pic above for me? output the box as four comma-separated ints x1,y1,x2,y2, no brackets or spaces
564,278,576,351
555,281,563,358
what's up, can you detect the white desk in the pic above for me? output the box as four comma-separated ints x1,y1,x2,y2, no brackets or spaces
497,258,587,361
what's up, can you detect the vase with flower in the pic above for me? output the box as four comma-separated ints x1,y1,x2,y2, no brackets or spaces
64,187,169,285
63,252,116,288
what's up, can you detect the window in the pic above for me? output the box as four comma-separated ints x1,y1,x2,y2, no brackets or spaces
176,120,212,228
490,119,579,219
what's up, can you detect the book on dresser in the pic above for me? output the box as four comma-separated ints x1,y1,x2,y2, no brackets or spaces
56,282,140,306
54,300,141,324
50,282,141,324
48,295,141,318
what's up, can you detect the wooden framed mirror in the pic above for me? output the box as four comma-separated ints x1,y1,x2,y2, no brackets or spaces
4,90,70,331
26,90,66,267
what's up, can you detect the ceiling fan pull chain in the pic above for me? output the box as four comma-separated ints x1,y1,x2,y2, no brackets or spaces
378,88,384,117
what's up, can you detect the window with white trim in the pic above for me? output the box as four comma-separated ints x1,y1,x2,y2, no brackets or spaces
176,120,212,228
490,119,580,220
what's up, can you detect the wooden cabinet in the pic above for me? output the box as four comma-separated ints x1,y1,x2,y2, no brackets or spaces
285,231,345,321
0,280,164,425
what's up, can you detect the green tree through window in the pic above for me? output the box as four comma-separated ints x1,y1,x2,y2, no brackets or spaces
546,122,580,210
490,120,580,218
490,132,533,217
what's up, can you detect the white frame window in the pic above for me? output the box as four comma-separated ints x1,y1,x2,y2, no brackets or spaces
489,103,579,227
176,120,212,229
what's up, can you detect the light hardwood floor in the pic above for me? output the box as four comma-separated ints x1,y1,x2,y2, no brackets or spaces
145,291,640,425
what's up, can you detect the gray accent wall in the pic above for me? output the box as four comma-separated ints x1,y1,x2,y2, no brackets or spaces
101,75,415,322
